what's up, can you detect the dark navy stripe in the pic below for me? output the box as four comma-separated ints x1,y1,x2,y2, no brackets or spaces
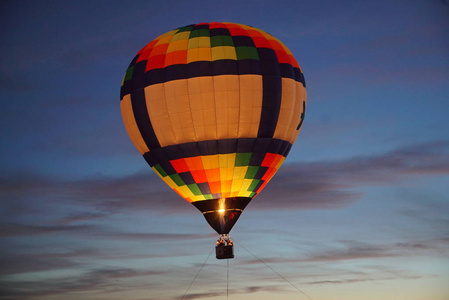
179,172,196,185
210,28,230,36
120,56,145,100
143,138,292,169
130,88,160,150
257,48,282,138
143,148,176,174
197,182,211,194
254,167,269,179
232,35,256,47
121,61,304,97
192,24,209,30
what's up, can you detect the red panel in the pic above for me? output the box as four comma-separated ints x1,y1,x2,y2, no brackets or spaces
275,50,290,64
228,27,248,36
191,169,208,183
246,29,264,38
146,54,165,71
252,36,272,49
171,158,189,173
136,40,158,62
261,153,277,167
269,39,284,51
209,22,227,29
136,48,152,63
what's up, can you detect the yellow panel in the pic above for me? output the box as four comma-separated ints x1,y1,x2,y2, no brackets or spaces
188,37,211,49
273,78,297,140
238,75,263,138
145,84,177,147
219,153,236,168
187,47,212,63
240,179,254,192
201,155,219,169
176,185,195,199
120,94,149,154
211,46,237,61
167,39,189,53
285,82,307,144
155,34,175,46
171,31,190,41
161,175,179,189
239,191,253,197
219,167,234,181
233,166,248,180
191,195,207,202
155,29,178,39
231,179,244,191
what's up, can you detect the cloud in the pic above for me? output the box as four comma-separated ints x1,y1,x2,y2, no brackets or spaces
255,139,449,209
0,266,167,299
2,140,448,221
0,223,95,237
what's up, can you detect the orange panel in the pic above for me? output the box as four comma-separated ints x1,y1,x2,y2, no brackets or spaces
209,181,222,194
185,156,204,171
205,168,220,183
165,50,187,66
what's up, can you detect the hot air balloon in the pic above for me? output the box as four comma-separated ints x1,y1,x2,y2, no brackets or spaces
120,22,306,259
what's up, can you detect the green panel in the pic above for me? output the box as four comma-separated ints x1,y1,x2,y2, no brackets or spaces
248,179,261,191
188,184,202,196
236,47,259,60
203,194,213,200
124,66,134,81
170,174,185,186
189,29,210,38
176,25,194,33
235,152,252,167
244,166,259,179
249,191,256,198
211,35,234,47
153,164,167,177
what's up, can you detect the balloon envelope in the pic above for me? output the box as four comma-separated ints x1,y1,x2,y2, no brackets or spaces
120,22,306,234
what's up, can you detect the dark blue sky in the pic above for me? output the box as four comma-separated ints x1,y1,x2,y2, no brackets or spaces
1,1,448,299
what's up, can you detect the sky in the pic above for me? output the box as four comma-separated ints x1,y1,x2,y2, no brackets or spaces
1,0,448,299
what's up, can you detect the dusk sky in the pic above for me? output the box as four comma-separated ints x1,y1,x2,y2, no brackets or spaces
1,1,449,299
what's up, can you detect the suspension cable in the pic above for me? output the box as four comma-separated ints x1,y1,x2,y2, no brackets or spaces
235,240,314,300
180,247,214,300
227,259,230,299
